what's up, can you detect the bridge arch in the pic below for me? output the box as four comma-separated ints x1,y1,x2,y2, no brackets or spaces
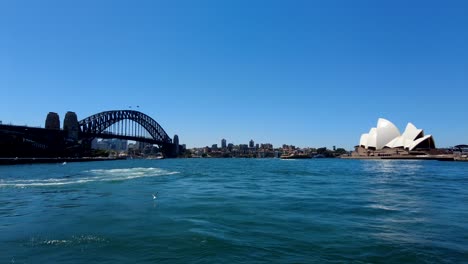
78,110,172,144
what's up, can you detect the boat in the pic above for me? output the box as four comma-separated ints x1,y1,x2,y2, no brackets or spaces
280,153,311,159
147,153,164,159
454,155,468,162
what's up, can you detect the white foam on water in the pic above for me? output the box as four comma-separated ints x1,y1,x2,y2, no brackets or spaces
367,204,399,211
0,167,179,188
30,235,108,247
41,239,70,246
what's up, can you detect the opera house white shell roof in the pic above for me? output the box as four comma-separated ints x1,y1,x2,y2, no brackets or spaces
359,118,435,151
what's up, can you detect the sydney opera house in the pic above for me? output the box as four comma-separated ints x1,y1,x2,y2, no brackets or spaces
353,118,436,157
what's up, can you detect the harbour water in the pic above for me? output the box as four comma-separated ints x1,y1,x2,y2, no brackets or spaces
1,159,467,263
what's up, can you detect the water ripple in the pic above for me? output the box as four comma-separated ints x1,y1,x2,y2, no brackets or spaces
0,159,467,263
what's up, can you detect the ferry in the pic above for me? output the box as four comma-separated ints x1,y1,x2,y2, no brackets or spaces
280,153,311,159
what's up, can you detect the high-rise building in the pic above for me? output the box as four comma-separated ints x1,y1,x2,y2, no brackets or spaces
173,134,179,156
261,143,273,150
249,139,254,148
116,139,128,151
91,138,99,149
221,139,227,149
122,140,128,151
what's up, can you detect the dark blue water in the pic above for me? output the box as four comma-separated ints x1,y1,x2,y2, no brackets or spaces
1,159,467,263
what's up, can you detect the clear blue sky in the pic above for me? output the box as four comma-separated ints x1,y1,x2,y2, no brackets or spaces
1,0,467,149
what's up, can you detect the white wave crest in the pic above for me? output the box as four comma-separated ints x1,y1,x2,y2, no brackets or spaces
0,167,179,188
30,235,108,247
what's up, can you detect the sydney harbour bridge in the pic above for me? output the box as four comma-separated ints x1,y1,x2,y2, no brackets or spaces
0,110,181,158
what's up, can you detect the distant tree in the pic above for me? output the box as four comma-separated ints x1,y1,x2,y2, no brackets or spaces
221,153,230,158
181,149,192,158
317,147,327,154
335,148,348,155
90,149,110,157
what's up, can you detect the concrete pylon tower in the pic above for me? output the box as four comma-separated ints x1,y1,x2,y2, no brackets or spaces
63,111,79,141
45,112,60,130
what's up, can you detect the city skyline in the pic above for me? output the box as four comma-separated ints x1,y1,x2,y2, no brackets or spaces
1,0,467,149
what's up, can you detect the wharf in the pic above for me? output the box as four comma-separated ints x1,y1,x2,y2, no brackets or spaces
341,155,455,161
0,157,124,165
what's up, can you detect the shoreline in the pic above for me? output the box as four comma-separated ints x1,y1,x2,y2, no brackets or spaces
0,157,124,165
340,155,455,161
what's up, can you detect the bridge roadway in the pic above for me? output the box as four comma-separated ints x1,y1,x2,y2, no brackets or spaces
0,110,179,158
80,132,168,146
0,157,124,165
0,124,177,158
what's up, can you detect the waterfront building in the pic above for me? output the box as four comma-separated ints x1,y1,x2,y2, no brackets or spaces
93,139,128,151
212,144,218,150
385,123,435,150
359,118,435,151
118,139,128,151
261,143,273,150
136,141,148,151
95,139,110,150
118,140,125,151
221,139,227,149
249,139,254,148
348,118,441,158
91,138,99,149
282,144,295,151
239,144,248,154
